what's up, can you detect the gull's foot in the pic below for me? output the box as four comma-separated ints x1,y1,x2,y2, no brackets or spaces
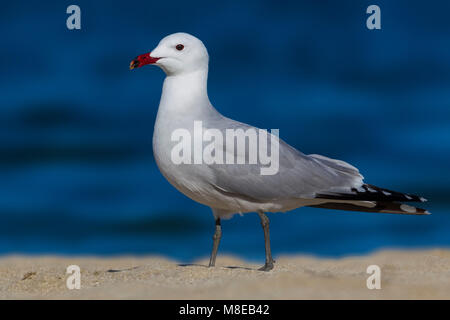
258,261,274,272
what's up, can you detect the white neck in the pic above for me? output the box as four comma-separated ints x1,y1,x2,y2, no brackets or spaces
158,68,216,117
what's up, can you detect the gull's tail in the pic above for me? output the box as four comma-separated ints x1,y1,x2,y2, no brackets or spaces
309,184,430,215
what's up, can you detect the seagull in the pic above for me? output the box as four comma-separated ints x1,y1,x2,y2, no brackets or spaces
130,32,429,271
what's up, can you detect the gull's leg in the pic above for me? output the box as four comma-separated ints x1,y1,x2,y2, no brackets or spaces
208,218,222,267
257,211,274,271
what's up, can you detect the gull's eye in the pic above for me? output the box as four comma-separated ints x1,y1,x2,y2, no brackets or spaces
176,44,184,51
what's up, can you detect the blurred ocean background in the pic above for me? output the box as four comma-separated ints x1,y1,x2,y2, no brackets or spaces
1,0,449,262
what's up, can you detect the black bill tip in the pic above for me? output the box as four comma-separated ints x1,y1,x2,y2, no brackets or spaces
129,59,140,70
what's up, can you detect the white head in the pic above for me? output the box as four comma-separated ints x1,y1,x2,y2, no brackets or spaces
130,33,209,76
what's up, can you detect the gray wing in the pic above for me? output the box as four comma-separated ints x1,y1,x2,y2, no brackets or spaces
203,116,364,201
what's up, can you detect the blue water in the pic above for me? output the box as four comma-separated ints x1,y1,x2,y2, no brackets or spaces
1,1,449,262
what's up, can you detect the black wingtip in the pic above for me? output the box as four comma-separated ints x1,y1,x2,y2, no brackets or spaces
318,184,428,203
309,201,430,215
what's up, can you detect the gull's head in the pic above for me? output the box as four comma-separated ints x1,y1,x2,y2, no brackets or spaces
130,32,209,76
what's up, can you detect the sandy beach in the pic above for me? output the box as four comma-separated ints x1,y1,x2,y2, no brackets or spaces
0,249,448,299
